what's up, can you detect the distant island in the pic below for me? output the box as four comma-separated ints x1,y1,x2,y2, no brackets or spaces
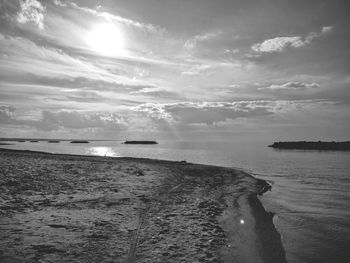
269,141,350,151
48,140,60,143
0,143,13,145
124,140,158,144
70,140,89,143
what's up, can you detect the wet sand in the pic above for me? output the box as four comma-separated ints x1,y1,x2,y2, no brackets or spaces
0,148,286,263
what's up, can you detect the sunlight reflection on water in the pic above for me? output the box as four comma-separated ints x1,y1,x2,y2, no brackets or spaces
86,147,119,157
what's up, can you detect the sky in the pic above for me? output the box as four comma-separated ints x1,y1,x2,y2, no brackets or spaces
0,0,349,141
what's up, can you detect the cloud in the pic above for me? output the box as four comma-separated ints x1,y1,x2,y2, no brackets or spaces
252,26,333,53
0,33,149,89
228,84,240,88
31,110,127,131
2,74,156,94
52,0,66,7
184,31,222,49
181,64,213,76
131,87,182,99
321,26,333,34
134,99,340,127
17,0,45,29
0,105,16,123
69,2,164,34
1,99,341,137
252,36,305,53
260,82,320,91
134,101,275,125
63,90,106,103
224,49,240,54
0,105,127,131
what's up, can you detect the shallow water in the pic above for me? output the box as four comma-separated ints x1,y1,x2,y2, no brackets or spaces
1,140,350,263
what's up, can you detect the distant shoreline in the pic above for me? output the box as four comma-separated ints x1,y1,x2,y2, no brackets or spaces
0,138,119,142
269,141,350,151
124,140,158,144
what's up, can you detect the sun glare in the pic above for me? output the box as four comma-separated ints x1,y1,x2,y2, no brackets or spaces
87,23,125,56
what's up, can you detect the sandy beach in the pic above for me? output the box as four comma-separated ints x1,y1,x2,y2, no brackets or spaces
0,148,286,263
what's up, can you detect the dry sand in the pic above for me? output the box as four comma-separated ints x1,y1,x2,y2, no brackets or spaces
0,148,286,263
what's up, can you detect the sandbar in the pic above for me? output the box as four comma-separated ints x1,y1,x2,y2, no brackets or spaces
0,148,286,263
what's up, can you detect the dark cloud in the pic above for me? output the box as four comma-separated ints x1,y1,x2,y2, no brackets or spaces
30,110,128,131
0,0,20,20
0,105,127,131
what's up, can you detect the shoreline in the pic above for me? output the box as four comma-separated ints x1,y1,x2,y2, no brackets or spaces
0,148,286,262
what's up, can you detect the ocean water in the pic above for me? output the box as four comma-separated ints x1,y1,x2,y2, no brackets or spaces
1,140,350,263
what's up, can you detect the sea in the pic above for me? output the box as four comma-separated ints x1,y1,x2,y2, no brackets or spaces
1,139,350,263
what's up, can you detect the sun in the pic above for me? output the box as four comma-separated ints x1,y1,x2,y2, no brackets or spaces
87,23,125,56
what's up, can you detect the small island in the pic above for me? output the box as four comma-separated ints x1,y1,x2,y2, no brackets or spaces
0,143,13,145
124,140,158,144
269,141,350,151
70,140,90,144
48,140,60,143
